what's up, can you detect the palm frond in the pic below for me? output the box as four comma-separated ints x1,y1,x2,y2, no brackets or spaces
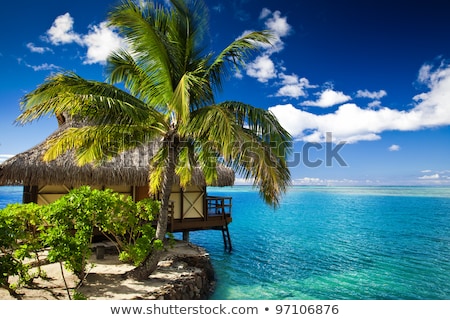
208,30,274,91
148,145,168,194
183,105,236,158
175,141,195,188
106,49,150,99
219,101,292,159
18,72,167,128
106,49,174,109
226,129,291,206
44,124,163,166
210,101,292,206
169,73,191,126
184,101,291,205
108,0,173,101
168,0,208,68
195,140,219,185
170,71,211,125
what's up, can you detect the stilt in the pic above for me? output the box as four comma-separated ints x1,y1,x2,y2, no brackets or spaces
221,223,232,252
182,230,190,242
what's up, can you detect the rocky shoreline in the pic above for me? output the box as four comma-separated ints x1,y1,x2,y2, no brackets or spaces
126,242,216,300
145,250,215,300
0,241,216,300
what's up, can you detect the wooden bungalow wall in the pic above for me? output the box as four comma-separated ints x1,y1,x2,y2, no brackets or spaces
25,184,207,221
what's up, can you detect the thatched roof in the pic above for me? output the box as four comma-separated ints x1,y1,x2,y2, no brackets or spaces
0,122,234,187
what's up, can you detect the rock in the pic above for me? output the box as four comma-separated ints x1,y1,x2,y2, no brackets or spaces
0,241,216,300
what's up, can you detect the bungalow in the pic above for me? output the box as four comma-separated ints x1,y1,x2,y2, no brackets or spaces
0,119,234,250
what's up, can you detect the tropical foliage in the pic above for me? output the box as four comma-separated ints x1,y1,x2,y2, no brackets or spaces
0,203,46,297
0,186,160,298
43,186,161,277
16,0,292,279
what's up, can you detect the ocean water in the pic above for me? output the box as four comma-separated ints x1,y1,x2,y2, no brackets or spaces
1,185,449,300
193,186,450,300
0,186,23,209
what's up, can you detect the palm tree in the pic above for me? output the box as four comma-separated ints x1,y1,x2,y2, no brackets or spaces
17,0,292,280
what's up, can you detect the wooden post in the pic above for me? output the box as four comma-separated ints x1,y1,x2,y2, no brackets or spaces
23,185,38,204
182,230,190,242
96,245,105,260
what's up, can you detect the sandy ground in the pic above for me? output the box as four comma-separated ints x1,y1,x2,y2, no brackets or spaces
0,241,207,300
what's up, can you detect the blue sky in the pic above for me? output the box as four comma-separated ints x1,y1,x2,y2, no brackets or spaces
1,0,450,186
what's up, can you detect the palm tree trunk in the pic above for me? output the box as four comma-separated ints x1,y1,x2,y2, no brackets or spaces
125,137,177,280
123,240,165,280
155,140,177,241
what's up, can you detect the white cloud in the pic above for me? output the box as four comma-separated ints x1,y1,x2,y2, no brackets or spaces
269,102,398,143
301,89,352,108
417,63,433,84
234,69,243,80
276,84,306,99
0,154,14,164
263,9,291,54
356,89,387,99
388,144,400,151
83,22,126,65
46,13,83,45
234,177,253,185
417,170,450,183
245,55,277,83
278,73,301,85
25,63,60,72
292,177,325,185
418,173,440,180
275,74,316,99
269,61,450,143
243,9,292,82
26,42,52,54
259,8,272,20
368,100,382,108
292,177,361,186
45,13,125,65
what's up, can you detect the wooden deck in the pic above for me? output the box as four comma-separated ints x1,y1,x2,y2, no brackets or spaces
153,195,233,251
167,196,232,232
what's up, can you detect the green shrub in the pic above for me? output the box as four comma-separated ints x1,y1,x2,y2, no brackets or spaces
0,203,46,293
0,185,161,297
43,186,161,279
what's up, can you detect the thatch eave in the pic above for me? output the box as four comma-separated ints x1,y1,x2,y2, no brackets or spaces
0,124,234,188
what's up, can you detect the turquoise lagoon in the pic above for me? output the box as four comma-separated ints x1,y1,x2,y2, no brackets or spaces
1,185,449,299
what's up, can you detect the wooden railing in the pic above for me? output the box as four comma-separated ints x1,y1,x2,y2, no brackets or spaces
206,196,232,219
